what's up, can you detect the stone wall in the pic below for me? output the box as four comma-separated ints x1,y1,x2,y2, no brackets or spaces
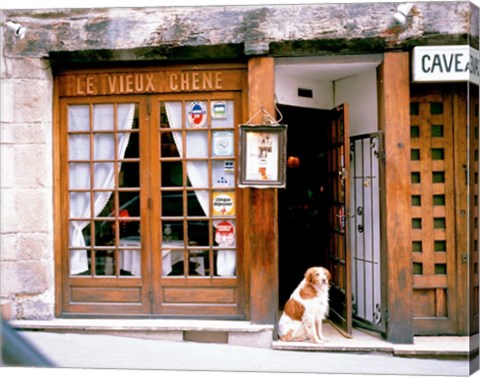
1,22,55,319
1,2,474,63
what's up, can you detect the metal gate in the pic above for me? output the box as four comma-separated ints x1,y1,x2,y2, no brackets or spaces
349,132,386,333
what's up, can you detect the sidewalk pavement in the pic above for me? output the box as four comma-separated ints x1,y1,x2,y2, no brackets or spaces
2,330,477,377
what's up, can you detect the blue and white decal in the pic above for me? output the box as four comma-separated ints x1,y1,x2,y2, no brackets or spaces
187,101,208,128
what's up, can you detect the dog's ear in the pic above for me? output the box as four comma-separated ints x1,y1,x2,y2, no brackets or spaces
304,267,313,283
325,268,331,282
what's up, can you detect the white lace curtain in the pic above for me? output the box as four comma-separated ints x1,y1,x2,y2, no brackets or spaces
165,102,236,276
69,104,135,275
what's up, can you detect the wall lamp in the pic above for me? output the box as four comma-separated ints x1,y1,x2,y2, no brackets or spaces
393,3,414,25
3,21,27,39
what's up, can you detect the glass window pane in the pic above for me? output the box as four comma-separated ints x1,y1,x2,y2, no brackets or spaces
162,221,183,242
411,195,421,206
211,100,234,128
119,192,140,217
69,135,90,160
188,191,208,216
94,250,115,276
434,264,447,275
411,149,420,161
160,131,181,158
412,218,422,229
431,148,444,160
69,163,91,189
214,249,236,277
162,238,185,276
93,163,115,188
93,134,115,160
410,102,419,116
212,191,235,216
411,172,421,183
430,102,443,115
122,131,139,158
119,162,140,188
432,172,445,183
69,192,92,218
413,262,423,275
212,160,235,188
214,220,236,247
412,241,422,252
70,249,91,276
119,235,141,276
95,220,114,246
212,131,234,156
188,220,209,246
410,126,420,138
186,132,208,157
162,191,183,217
186,101,208,129
162,161,183,187
434,240,447,252
93,104,114,131
188,250,207,276
68,105,90,132
431,125,444,137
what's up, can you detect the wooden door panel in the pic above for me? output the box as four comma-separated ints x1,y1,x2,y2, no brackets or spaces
409,90,457,335
326,104,352,336
150,94,245,317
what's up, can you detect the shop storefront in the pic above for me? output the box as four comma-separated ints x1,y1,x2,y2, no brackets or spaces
1,1,478,346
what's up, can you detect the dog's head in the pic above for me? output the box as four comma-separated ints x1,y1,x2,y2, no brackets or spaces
305,266,331,288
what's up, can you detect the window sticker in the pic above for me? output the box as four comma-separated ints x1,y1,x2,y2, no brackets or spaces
211,101,227,119
212,191,235,216
187,101,207,128
214,220,236,246
213,131,234,156
224,160,234,173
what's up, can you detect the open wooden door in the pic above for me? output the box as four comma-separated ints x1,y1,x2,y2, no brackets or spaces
326,104,352,337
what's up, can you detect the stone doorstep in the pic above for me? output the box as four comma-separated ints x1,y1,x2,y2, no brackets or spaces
272,341,471,358
7,319,274,349
7,319,473,357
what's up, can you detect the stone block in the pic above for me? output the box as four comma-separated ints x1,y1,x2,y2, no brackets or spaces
0,234,19,261
3,57,52,81
105,330,183,341
1,261,51,295
1,144,48,187
1,188,53,233
7,79,53,124
0,80,14,123
16,234,52,261
228,329,273,348
1,122,50,145
15,298,54,320
0,233,53,262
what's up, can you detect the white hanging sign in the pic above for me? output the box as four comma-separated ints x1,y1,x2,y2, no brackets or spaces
412,45,479,85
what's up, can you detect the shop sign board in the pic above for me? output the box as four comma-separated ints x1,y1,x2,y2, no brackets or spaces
412,45,480,85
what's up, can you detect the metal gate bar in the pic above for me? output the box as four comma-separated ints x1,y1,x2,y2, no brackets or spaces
349,132,385,333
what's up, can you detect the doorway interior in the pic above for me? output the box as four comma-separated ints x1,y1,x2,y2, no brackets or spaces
278,104,331,307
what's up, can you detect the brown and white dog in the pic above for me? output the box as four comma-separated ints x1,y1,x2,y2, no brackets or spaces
278,266,331,343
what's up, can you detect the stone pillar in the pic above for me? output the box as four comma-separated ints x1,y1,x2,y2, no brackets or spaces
1,32,55,319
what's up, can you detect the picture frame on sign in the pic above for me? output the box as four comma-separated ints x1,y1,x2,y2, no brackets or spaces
238,124,287,188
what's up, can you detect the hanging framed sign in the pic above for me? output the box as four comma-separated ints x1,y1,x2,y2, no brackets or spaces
238,124,287,188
